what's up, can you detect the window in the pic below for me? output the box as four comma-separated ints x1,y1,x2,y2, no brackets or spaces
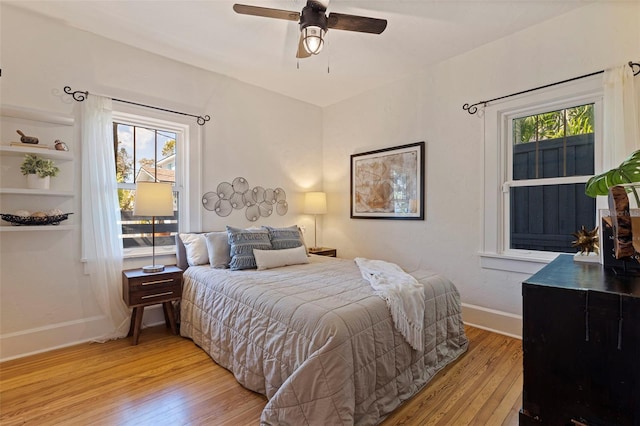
112,112,189,255
508,104,595,252
481,76,604,272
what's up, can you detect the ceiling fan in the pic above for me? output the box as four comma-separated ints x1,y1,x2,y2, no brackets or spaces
233,1,387,58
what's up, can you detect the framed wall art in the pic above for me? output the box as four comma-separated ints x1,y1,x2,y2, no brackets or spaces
350,141,425,220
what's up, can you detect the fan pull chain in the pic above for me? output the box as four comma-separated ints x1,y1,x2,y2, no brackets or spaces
326,39,330,74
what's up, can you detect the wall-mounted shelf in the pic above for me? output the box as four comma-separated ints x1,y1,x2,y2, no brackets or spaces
1,106,77,229
0,145,73,161
0,105,74,126
0,188,74,197
0,225,75,232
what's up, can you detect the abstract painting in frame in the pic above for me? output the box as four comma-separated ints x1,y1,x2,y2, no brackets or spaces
351,141,425,220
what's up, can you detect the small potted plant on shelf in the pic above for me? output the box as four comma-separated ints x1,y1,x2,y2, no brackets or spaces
20,154,59,190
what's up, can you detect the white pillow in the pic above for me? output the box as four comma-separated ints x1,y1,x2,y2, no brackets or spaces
179,233,209,266
205,231,231,269
253,245,309,270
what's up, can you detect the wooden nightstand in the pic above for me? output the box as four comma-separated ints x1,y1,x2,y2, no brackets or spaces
309,247,337,257
122,265,183,345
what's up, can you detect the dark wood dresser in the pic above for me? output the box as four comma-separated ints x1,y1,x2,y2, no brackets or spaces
520,254,640,426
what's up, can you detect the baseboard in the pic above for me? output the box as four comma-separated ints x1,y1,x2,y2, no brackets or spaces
0,315,113,362
0,305,167,362
2,303,519,361
462,303,522,339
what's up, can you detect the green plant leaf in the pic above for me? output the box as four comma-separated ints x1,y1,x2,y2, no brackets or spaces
585,149,640,197
19,154,59,177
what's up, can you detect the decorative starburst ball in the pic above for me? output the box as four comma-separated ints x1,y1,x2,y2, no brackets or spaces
571,226,599,255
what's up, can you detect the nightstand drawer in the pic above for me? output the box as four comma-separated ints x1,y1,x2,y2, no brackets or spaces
309,247,337,257
122,266,183,307
127,285,181,305
127,273,181,290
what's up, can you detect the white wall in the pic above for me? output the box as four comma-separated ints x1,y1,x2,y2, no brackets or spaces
1,2,637,360
0,5,323,360
322,2,639,336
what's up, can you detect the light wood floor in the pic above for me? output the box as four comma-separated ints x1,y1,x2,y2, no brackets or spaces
0,325,522,425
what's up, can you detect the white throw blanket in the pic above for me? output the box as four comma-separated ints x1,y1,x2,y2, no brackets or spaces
355,257,425,350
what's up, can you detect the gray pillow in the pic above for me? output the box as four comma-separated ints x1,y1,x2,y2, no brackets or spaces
263,225,305,250
226,226,272,270
204,231,231,269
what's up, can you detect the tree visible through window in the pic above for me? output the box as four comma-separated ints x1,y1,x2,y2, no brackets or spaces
114,121,179,249
509,103,595,252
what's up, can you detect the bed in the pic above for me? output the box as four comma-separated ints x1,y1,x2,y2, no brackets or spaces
177,233,468,425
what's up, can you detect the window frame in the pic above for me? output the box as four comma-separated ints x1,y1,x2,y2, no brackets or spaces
480,76,605,273
112,109,201,258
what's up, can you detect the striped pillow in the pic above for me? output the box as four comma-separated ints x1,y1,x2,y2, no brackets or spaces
263,225,305,250
226,226,272,270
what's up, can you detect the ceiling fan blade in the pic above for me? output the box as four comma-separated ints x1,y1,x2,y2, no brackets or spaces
233,4,300,22
327,13,387,34
296,33,312,59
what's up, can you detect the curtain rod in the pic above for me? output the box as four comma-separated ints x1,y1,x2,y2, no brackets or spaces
63,86,211,125
462,61,640,115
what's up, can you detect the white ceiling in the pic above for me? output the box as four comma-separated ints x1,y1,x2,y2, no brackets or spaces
7,0,590,107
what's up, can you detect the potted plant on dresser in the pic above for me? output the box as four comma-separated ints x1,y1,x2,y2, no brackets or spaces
586,149,640,273
20,154,59,190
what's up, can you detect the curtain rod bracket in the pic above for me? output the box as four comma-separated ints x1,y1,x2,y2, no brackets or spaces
462,102,486,115
63,86,211,126
462,61,640,115
64,86,89,102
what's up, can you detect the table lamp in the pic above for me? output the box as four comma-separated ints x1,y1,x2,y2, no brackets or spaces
304,191,327,250
134,182,174,273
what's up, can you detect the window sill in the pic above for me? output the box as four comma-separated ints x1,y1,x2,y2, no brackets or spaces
479,251,559,274
123,246,176,259
81,246,176,263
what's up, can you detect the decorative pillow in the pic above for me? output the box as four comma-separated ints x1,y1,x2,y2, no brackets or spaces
179,233,209,266
253,246,309,270
263,225,305,250
226,226,272,270
204,231,231,269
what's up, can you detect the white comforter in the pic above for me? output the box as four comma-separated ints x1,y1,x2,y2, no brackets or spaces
180,256,468,425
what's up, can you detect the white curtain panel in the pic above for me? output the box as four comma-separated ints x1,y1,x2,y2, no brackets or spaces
602,63,640,169
80,95,130,340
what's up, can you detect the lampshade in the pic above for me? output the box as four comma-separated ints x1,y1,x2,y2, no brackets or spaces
304,192,327,215
133,182,174,217
302,26,325,55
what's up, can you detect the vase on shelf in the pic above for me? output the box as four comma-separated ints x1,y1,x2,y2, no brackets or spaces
26,174,50,190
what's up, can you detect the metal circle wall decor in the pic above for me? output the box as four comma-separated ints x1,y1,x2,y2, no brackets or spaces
245,204,260,222
202,192,220,211
276,200,288,215
242,189,257,207
217,182,234,199
232,177,249,193
202,177,288,221
259,202,273,217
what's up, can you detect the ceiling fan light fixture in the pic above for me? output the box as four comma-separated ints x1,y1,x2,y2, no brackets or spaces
302,26,325,55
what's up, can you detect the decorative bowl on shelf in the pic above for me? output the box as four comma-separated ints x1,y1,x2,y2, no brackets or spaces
0,213,73,226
